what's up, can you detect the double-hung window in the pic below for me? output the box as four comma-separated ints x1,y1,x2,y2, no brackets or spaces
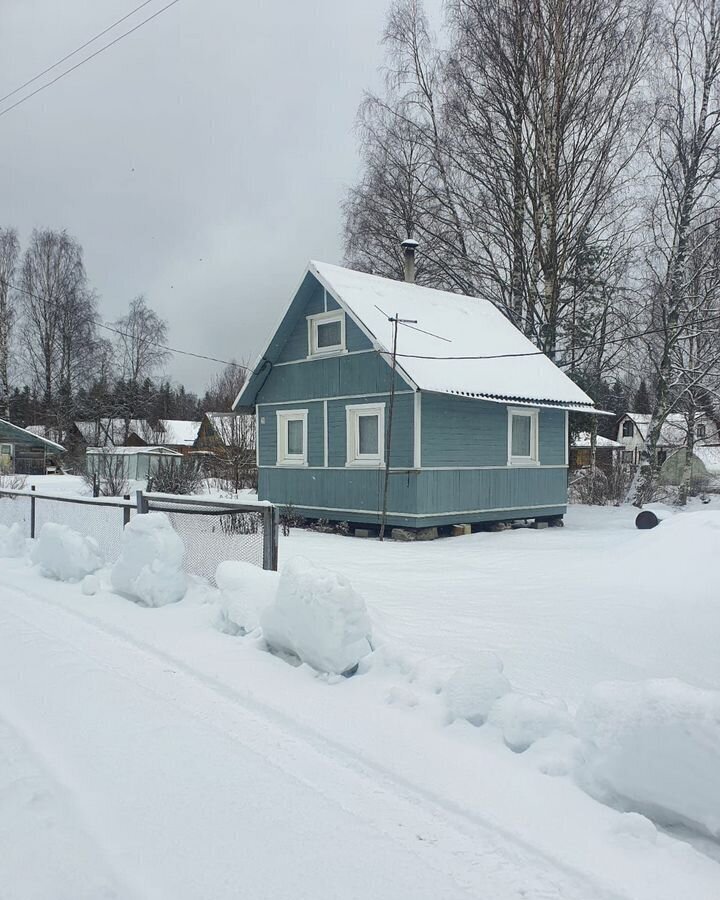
508,408,539,465
276,410,308,466
346,403,384,467
307,311,346,357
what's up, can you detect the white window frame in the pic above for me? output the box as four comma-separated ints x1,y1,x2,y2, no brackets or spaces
276,409,308,467
346,403,385,468
507,407,539,466
307,310,346,358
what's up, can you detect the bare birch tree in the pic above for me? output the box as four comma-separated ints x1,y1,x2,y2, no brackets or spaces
635,0,720,503
0,229,19,419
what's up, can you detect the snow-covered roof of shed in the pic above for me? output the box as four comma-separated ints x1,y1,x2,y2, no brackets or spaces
572,432,623,449
4,420,65,453
158,420,201,447
86,446,182,456
309,262,594,409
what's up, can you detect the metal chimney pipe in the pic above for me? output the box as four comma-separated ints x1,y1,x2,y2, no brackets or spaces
400,238,419,283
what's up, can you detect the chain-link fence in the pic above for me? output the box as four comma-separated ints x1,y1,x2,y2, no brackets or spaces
0,488,278,581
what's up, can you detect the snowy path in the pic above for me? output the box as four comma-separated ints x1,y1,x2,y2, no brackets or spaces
0,583,624,900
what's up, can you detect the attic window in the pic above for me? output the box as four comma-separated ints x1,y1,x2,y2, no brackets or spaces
622,420,633,438
697,423,706,439
308,311,346,357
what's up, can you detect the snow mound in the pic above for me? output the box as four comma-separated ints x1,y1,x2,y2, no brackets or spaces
261,556,372,675
31,523,103,582
0,523,25,558
111,513,187,607
215,560,279,635
577,679,720,838
489,692,574,752
81,574,100,596
445,652,511,726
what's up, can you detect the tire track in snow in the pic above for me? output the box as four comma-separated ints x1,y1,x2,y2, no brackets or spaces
0,578,627,900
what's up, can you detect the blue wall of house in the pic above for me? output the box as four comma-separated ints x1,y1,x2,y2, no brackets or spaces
250,271,569,527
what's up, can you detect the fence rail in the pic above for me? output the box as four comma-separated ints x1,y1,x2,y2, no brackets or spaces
0,487,279,578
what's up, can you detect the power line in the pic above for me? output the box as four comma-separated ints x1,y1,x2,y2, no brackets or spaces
1,279,249,371
5,275,718,373
0,0,158,106
0,0,183,120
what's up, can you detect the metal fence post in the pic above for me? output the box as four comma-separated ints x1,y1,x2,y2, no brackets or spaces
136,490,149,515
30,485,36,539
262,505,279,571
123,494,131,527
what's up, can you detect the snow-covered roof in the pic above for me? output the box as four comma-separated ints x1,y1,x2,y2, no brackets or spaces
25,424,62,443
0,419,65,453
307,262,594,409
157,420,201,447
75,419,152,446
86,446,182,456
572,432,623,449
205,412,255,447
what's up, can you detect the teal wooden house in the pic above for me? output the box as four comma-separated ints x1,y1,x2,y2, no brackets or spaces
234,259,596,530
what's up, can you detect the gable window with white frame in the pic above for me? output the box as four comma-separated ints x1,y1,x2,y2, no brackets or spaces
307,310,346,358
276,409,308,466
346,403,385,467
507,408,539,466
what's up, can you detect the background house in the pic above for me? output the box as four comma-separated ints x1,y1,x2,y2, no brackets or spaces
195,412,256,489
616,412,715,465
235,260,597,531
0,419,65,475
75,418,154,449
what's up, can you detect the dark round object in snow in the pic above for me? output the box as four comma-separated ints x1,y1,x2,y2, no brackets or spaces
635,510,661,530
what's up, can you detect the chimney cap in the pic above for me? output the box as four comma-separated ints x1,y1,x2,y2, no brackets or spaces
400,238,419,248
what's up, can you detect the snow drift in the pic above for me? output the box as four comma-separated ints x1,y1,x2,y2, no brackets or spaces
0,523,25,559
577,678,720,838
445,652,511,726
111,513,187,607
261,556,372,675
489,692,574,752
32,523,103,582
215,560,278,634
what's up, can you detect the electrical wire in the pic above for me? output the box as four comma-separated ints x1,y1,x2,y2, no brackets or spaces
1,279,249,371
0,0,158,106
4,276,717,372
0,0,183,120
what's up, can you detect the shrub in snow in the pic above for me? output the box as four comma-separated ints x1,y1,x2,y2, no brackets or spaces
215,560,279,635
111,512,187,607
445,652,511,726
0,523,25,558
488,692,574,752
577,678,720,838
31,523,103,582
260,556,372,676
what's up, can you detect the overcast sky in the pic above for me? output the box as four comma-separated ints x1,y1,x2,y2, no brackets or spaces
2,0,441,394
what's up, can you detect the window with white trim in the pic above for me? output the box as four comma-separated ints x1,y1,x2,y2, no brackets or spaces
346,403,385,467
307,310,346,357
508,408,539,465
276,410,308,466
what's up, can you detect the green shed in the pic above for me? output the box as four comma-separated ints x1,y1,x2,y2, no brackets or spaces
0,418,66,475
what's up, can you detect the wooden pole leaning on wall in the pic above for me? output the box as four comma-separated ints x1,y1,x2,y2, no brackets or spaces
30,485,36,539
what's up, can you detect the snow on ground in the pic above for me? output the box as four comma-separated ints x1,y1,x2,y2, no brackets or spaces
0,503,719,898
